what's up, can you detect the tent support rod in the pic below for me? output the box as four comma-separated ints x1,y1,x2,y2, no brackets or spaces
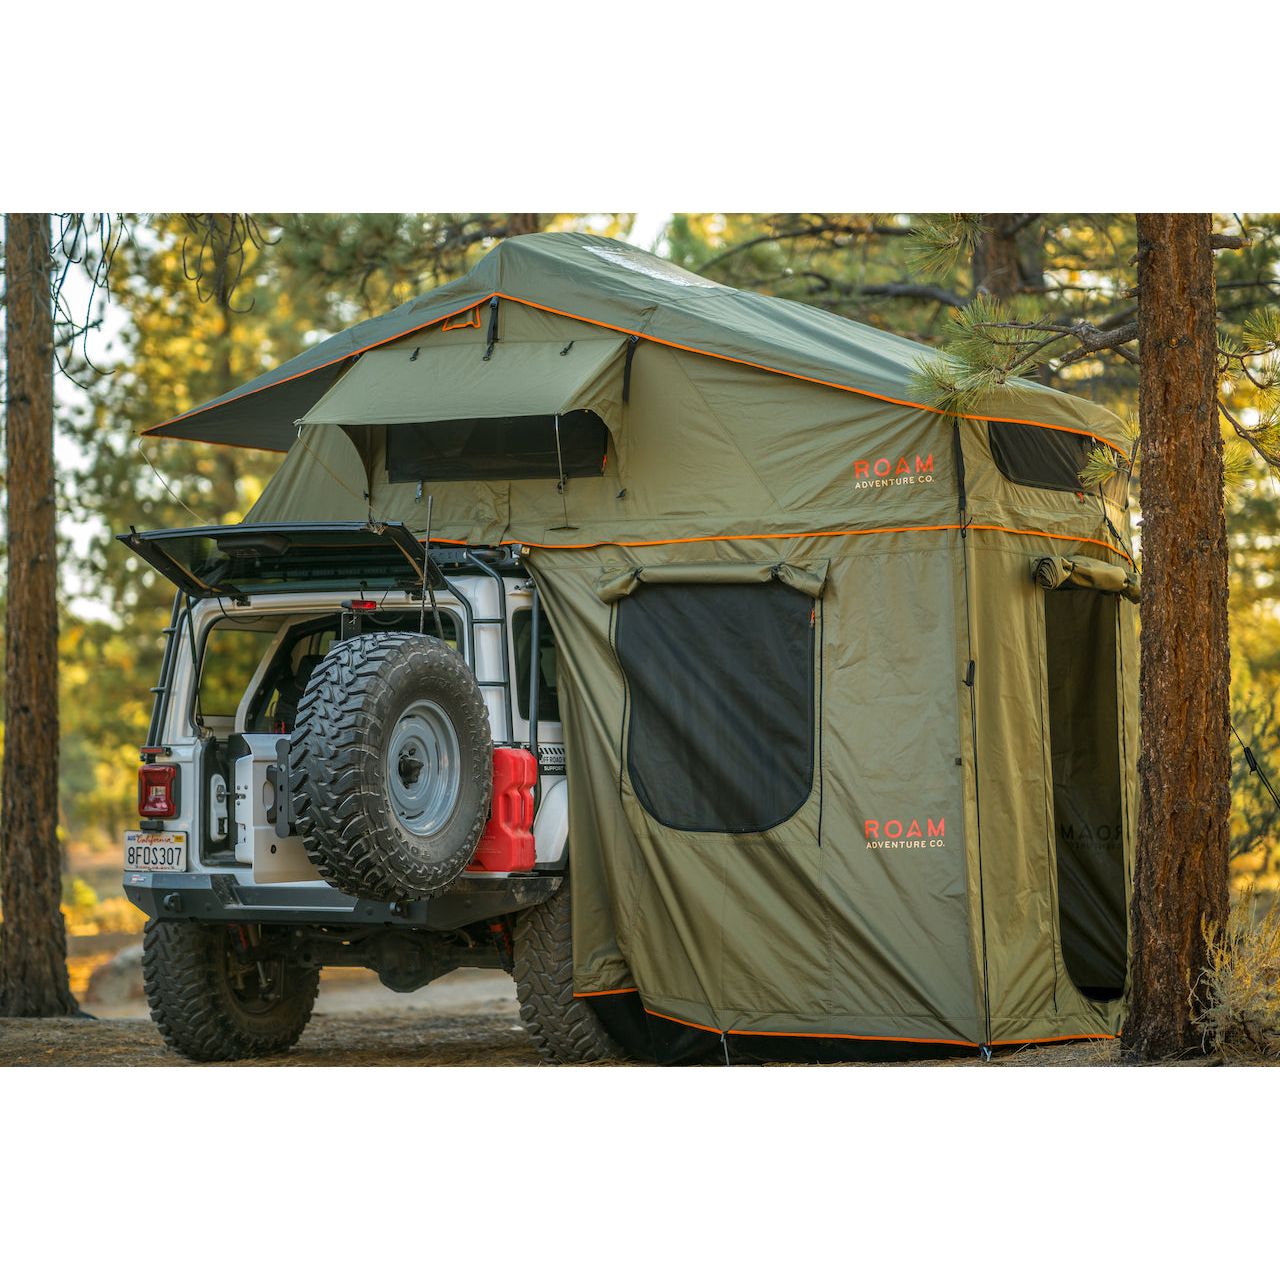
623,333,640,403
954,420,993,1050
418,495,444,641
528,587,542,808
483,297,499,360
553,413,571,529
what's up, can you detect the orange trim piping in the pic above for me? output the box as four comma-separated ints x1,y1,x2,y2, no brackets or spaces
442,305,482,332
493,523,1133,567
645,1008,979,1048
573,987,640,998
582,1003,1118,1051
987,1033,1117,1046
143,290,1130,462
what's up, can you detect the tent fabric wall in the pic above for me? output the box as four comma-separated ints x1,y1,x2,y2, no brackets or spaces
222,235,1139,1050
527,534,982,1044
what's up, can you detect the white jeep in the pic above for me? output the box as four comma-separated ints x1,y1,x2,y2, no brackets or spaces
119,520,621,1063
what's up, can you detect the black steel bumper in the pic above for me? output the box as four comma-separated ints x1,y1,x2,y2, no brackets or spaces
124,870,561,930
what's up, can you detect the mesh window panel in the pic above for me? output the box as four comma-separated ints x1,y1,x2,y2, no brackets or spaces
386,410,608,482
614,580,815,833
1045,589,1127,1001
989,421,1095,492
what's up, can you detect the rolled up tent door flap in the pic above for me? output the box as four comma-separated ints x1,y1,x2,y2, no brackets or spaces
1032,554,1140,603
596,559,829,604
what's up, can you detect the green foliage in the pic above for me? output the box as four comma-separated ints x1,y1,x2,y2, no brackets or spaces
62,876,98,911
905,213,986,280
1079,443,1127,490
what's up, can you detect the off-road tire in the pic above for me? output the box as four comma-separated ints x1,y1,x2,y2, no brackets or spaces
514,882,627,1064
142,919,319,1062
290,631,492,902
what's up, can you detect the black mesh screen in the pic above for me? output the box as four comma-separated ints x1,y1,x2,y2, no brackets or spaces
386,410,609,482
989,421,1094,492
614,580,815,833
1046,590,1127,1001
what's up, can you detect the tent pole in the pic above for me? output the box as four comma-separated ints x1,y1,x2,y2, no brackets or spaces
954,420,993,1050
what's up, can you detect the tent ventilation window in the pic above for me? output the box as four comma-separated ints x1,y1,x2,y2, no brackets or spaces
385,410,609,483
614,580,815,833
1045,590,1127,1002
989,421,1095,492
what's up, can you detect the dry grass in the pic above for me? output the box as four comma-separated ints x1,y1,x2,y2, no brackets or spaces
1194,888,1280,1061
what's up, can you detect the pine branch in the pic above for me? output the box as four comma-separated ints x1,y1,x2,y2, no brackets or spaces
1219,399,1280,470
858,281,968,307
698,218,910,274
1055,322,1140,367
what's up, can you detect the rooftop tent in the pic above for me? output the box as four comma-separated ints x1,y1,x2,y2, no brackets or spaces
140,232,1138,1055
142,232,1129,457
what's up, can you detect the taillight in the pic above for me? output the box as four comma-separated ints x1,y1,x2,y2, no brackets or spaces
138,764,178,818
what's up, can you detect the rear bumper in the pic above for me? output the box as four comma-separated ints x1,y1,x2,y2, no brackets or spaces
124,870,560,930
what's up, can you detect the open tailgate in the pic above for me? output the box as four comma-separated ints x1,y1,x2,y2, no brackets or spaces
116,521,427,602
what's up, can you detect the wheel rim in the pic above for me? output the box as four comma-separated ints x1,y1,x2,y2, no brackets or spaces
219,930,287,1014
385,698,461,837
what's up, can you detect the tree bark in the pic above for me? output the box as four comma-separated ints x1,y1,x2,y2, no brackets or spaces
507,213,542,237
1122,213,1229,1059
0,213,78,1016
972,214,1024,299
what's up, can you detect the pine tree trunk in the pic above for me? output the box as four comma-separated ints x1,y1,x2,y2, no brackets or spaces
0,213,78,1016
972,214,1023,298
507,213,542,237
1122,213,1228,1059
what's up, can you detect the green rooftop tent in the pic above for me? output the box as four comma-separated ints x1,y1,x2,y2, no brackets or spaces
141,232,1138,1053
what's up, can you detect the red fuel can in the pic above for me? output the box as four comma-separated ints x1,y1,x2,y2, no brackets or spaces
468,747,538,872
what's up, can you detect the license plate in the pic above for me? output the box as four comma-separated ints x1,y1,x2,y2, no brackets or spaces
123,830,187,872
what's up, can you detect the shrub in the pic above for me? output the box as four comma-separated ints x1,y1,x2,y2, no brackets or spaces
1194,889,1280,1060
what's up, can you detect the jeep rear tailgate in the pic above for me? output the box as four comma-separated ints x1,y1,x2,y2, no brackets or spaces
117,521,427,601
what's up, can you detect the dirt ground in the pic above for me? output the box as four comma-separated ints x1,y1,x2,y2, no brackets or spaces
0,965,1140,1067
0,969,544,1067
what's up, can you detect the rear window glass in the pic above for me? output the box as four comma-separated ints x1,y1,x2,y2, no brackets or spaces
988,421,1094,492
513,609,561,722
614,580,816,833
247,611,459,733
198,624,277,720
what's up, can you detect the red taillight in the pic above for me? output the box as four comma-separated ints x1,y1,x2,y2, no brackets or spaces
138,764,178,818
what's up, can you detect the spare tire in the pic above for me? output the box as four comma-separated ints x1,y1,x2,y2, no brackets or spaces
290,631,492,901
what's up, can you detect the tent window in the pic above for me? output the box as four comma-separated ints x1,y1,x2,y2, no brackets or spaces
989,421,1093,492
1045,590,1127,1001
615,580,815,833
386,409,609,483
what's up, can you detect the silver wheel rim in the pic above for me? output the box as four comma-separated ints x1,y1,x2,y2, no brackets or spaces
386,699,461,837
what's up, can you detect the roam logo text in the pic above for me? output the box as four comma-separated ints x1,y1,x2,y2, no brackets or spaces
864,817,946,851
853,454,935,490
